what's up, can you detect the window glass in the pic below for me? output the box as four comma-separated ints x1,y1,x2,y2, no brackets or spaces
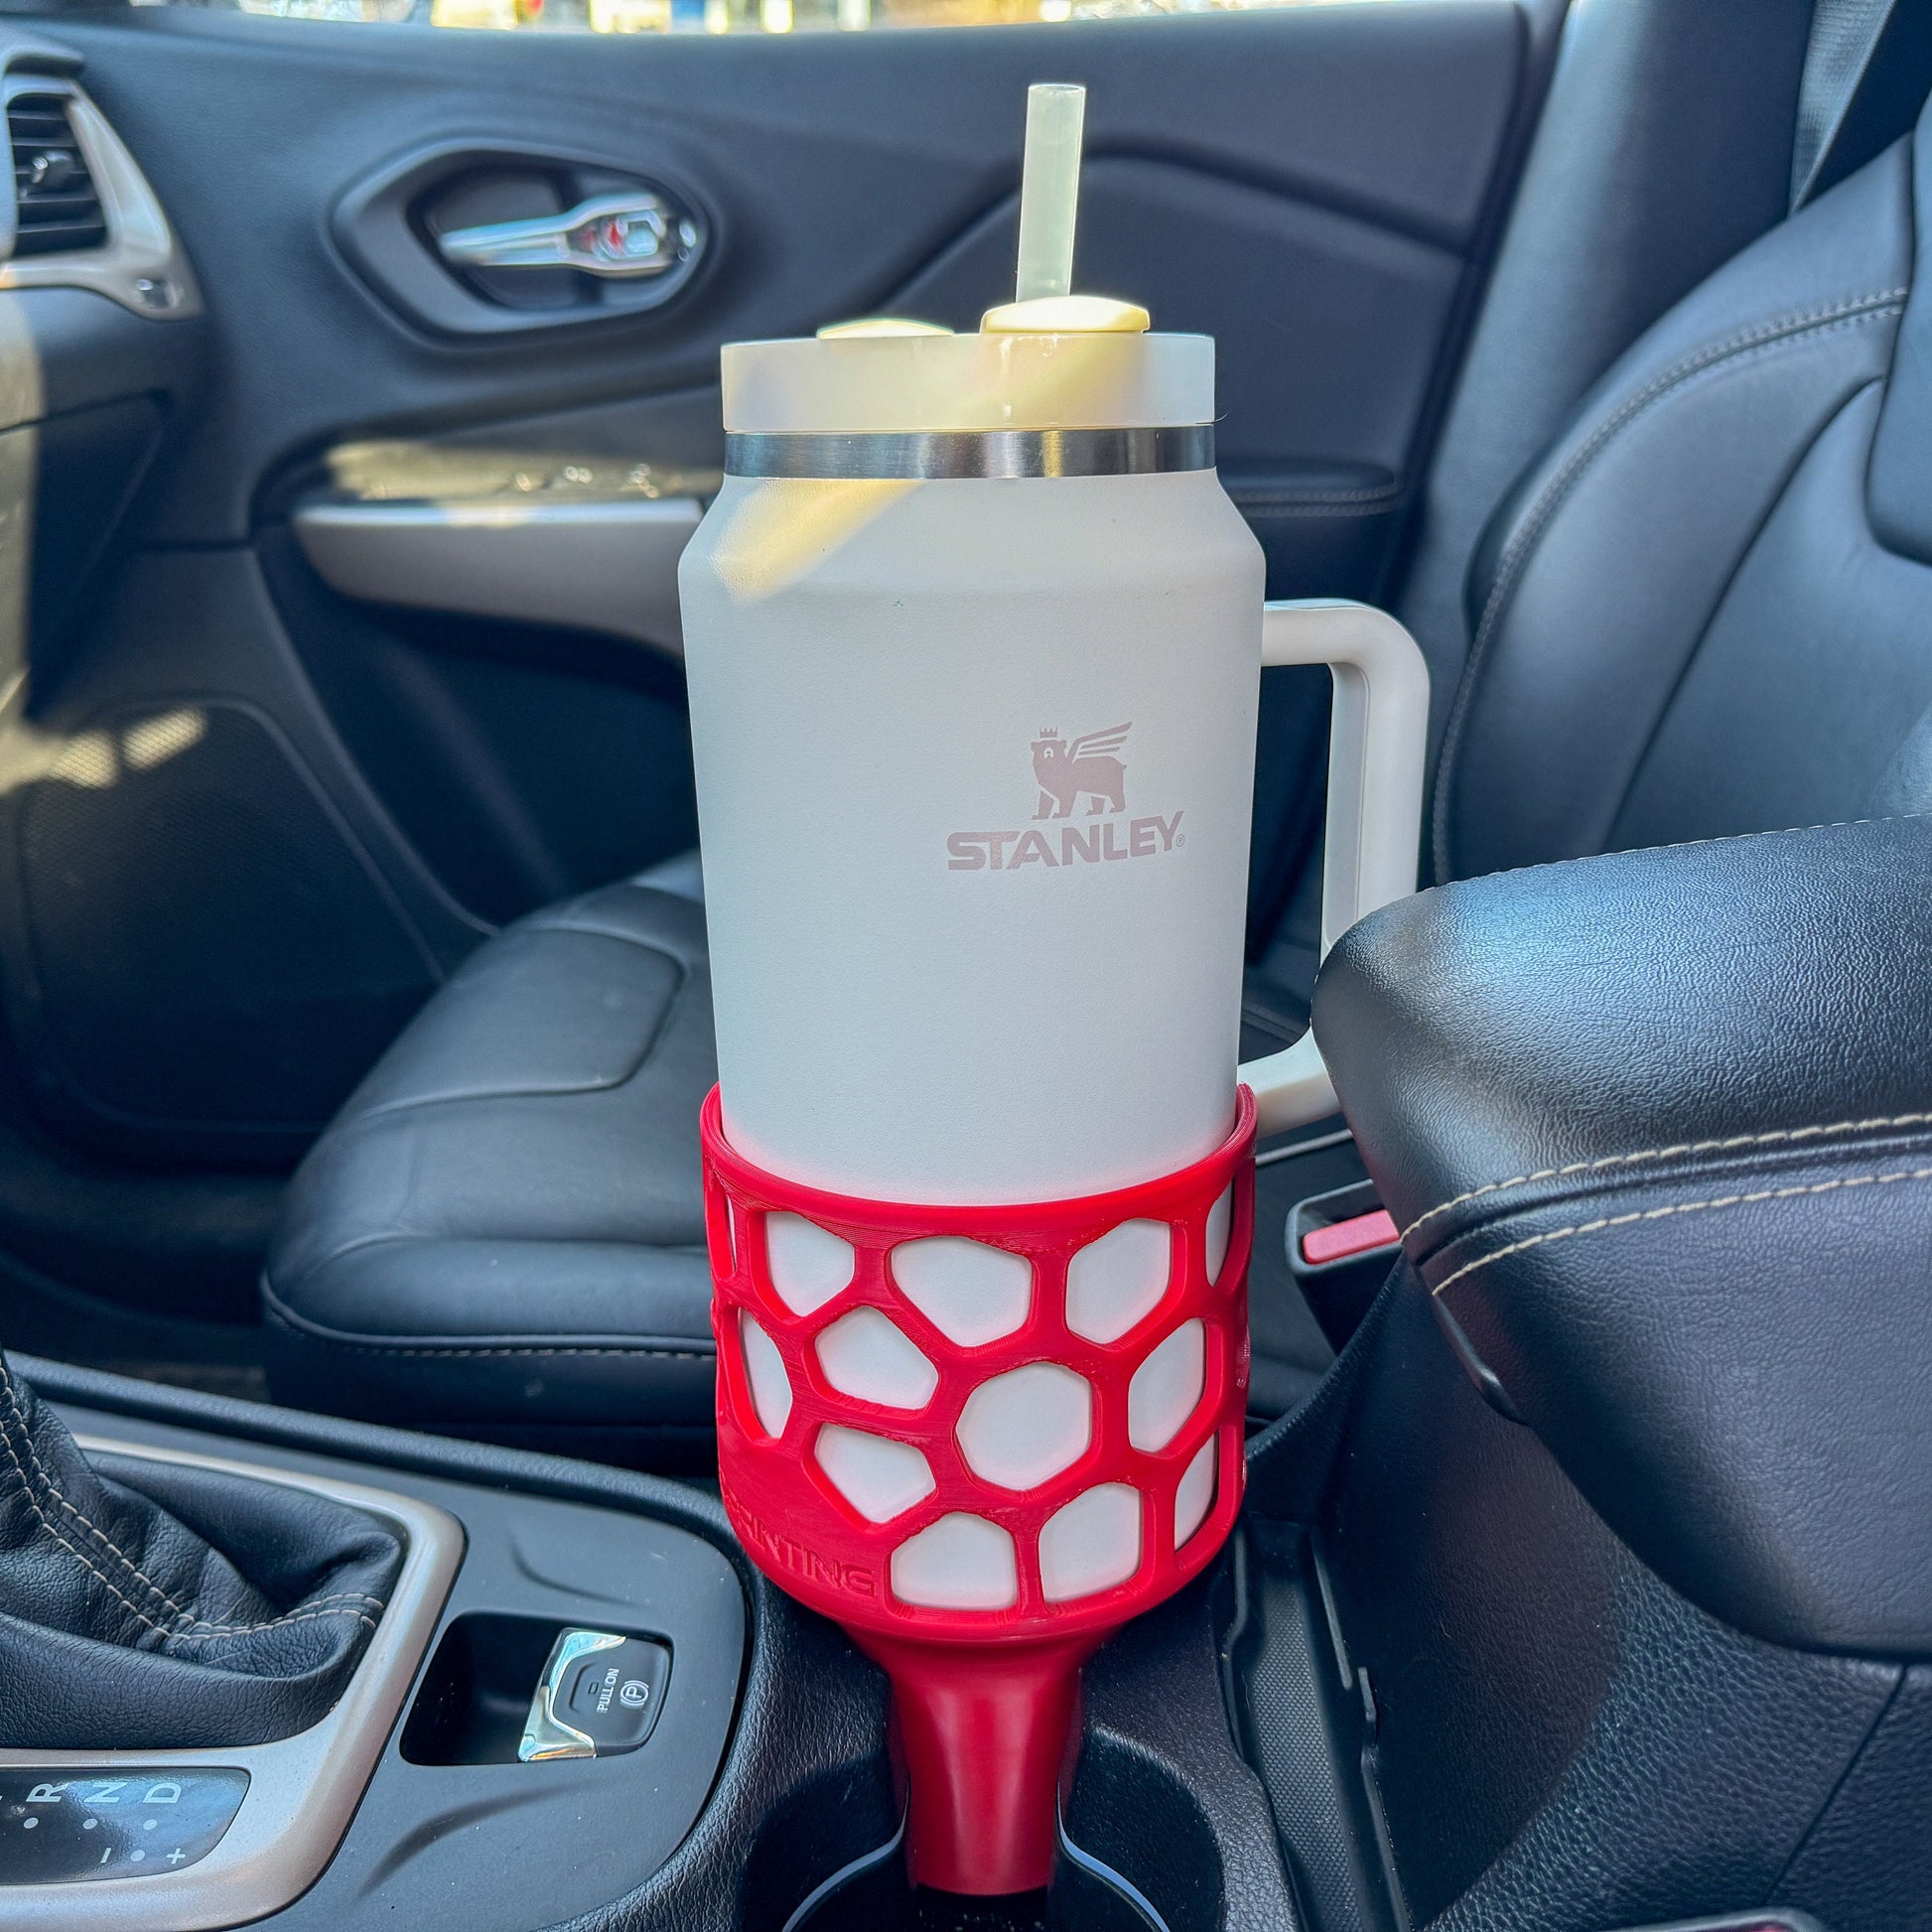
145,0,1404,35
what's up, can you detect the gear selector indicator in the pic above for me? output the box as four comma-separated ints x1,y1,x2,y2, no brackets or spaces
0,1768,248,1884
519,1628,671,1761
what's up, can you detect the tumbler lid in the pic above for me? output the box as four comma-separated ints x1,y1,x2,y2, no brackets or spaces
721,329,1212,438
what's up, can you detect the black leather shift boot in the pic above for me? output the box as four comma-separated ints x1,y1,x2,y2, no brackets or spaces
0,1354,403,1748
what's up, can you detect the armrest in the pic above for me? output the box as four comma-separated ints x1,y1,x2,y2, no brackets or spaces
1311,817,1932,1654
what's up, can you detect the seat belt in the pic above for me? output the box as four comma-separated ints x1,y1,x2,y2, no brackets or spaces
1791,0,1902,207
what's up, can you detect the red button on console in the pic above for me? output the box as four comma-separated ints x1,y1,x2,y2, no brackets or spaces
1301,1208,1398,1267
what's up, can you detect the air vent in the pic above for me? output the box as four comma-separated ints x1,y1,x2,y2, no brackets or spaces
8,94,106,258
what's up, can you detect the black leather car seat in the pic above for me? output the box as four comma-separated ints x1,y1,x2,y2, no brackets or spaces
264,860,723,1460
260,847,1311,1457
1434,118,1927,879
264,94,1932,1453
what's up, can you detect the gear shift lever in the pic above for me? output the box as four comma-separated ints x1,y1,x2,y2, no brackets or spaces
0,1354,402,1749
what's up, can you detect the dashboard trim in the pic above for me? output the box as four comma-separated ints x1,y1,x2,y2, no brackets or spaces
0,75,203,321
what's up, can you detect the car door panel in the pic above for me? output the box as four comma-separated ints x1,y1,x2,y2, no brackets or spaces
0,1,1537,1167
60,3,1524,539
293,142,1479,656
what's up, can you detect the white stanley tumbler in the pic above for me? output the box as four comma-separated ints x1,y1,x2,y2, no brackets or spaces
683,83,1429,1898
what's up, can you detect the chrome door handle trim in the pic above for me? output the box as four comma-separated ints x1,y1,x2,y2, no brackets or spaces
436,194,699,279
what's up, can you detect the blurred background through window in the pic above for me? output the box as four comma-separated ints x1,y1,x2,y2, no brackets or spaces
145,0,1405,39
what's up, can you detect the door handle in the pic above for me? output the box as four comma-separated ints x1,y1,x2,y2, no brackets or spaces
437,193,700,279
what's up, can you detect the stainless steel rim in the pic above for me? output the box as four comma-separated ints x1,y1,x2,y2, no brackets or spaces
725,424,1214,481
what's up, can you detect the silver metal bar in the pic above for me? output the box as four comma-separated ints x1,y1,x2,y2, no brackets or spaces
1254,1125,1355,1168
293,496,701,661
437,194,697,280
725,424,1215,482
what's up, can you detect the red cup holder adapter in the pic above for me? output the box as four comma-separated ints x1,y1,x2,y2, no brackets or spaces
703,1085,1255,1893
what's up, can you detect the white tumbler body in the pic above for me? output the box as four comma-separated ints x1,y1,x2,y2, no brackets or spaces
679,464,1265,1205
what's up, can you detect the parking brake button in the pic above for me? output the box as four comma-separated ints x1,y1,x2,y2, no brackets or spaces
519,1628,672,1761
561,1638,670,1751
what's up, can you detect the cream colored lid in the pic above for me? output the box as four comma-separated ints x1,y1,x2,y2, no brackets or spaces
722,329,1213,436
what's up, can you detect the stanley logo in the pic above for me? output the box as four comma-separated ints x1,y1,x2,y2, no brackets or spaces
947,722,1185,872
1032,723,1130,818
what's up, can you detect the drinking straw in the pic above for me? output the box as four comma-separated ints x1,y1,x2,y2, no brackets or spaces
1014,82,1086,303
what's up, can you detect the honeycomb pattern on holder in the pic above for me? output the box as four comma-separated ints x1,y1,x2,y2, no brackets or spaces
705,1086,1253,1639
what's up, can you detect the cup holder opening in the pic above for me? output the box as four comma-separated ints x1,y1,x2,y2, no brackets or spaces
783,1861,1177,1931
775,1812,1205,1931
784,1871,1051,1932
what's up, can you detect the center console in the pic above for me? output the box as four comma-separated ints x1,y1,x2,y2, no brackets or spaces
0,1342,1844,1932
0,1433,459,1930
0,1353,892,1932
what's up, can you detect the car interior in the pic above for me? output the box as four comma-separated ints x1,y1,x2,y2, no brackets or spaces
0,0,1926,1923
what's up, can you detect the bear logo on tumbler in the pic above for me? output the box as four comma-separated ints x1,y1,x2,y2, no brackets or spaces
1032,723,1130,818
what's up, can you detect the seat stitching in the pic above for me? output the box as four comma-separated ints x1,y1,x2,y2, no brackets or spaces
1433,286,1907,881
1231,483,1402,506
521,912,704,954
375,922,699,1123
266,1228,712,1278
1241,500,1403,521
259,1286,714,1361
1430,1162,1932,1298
1356,811,1932,926
1402,1110,1932,1240
346,957,697,1125
263,1302,712,1361
276,1334,715,1361
346,1068,695,1124
340,1004,703,1128
1595,376,1881,848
